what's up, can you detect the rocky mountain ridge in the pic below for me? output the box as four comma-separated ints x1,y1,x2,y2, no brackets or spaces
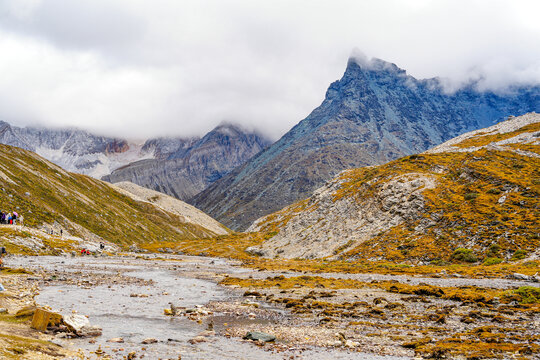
192,57,540,231
103,123,271,200
0,121,270,200
248,113,540,261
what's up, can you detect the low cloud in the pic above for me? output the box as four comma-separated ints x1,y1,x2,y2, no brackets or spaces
0,0,538,140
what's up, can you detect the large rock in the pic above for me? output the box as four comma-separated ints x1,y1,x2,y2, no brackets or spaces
31,308,63,331
243,331,276,342
63,314,102,337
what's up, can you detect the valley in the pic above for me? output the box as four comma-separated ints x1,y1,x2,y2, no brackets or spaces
0,58,538,360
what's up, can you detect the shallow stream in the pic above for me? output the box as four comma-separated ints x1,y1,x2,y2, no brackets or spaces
8,255,410,360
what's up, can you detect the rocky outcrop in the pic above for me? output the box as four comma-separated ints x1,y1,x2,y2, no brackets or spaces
104,123,270,201
192,57,540,231
248,173,436,259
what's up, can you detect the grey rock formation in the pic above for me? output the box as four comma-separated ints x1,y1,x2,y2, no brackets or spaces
103,123,271,200
192,57,540,230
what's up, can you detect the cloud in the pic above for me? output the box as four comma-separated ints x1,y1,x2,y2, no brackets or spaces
0,0,539,140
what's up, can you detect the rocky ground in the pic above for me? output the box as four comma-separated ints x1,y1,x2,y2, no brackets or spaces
1,254,537,359
0,267,80,359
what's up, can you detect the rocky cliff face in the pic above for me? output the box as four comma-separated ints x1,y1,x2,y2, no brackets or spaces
103,124,271,200
248,113,540,261
192,57,540,231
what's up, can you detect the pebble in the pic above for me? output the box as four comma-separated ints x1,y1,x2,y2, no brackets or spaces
141,338,158,344
107,337,124,343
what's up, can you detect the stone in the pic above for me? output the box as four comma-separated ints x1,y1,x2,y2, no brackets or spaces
63,314,89,333
79,325,103,337
107,337,124,343
15,305,37,318
188,336,207,344
243,331,276,342
31,308,63,331
141,338,158,344
0,308,8,314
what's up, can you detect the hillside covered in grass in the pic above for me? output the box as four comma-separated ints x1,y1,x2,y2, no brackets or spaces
249,113,539,263
0,144,225,249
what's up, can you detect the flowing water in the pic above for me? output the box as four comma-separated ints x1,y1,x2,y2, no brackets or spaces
7,255,410,360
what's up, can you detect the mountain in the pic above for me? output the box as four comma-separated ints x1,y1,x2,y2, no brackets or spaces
248,112,540,261
0,121,154,178
192,57,540,230
0,121,270,200
103,123,271,200
0,143,228,249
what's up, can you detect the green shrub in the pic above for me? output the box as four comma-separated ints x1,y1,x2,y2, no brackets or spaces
452,248,477,263
486,244,500,257
487,188,501,195
464,193,478,201
511,249,527,261
483,257,503,266
511,286,540,304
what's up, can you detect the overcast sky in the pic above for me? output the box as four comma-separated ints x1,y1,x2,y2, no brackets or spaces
0,0,539,140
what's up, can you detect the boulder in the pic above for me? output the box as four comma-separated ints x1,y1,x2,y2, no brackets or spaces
31,308,63,331
243,331,276,342
63,314,89,333
63,314,102,337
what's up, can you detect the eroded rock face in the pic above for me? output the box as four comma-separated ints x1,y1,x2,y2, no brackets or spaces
251,173,436,259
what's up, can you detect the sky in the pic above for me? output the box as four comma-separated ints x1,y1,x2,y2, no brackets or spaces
0,0,539,140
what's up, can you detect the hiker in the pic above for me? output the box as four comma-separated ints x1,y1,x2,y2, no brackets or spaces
12,211,17,224
7,213,12,225
81,248,86,256
18,215,23,227
86,249,91,255
100,243,105,250
0,212,4,224
0,247,6,268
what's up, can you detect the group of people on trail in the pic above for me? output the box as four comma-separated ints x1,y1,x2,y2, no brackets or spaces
80,243,105,256
0,211,22,225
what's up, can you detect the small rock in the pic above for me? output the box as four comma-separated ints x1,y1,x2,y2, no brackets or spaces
188,336,207,344
243,331,276,342
0,308,8,314
107,337,124,343
141,338,158,344
344,339,359,348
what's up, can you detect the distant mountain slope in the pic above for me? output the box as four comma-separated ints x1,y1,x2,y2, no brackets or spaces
103,124,271,200
0,121,155,178
248,113,540,261
192,57,540,230
0,143,225,246
112,181,229,235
